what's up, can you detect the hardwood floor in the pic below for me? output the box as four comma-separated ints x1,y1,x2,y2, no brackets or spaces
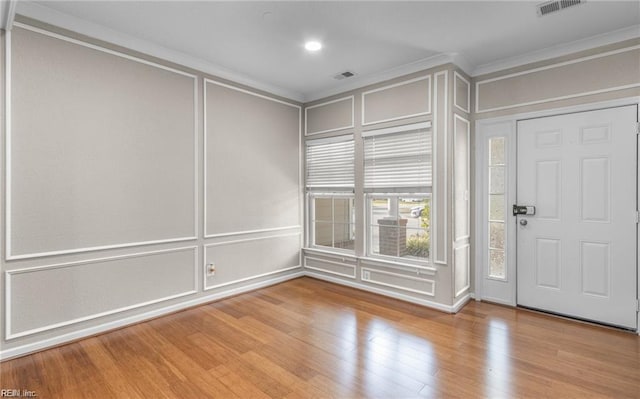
1,277,639,398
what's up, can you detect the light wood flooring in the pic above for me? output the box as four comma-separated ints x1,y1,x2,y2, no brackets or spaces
1,277,639,398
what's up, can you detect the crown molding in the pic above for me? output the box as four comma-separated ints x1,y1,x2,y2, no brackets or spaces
1,0,18,30
14,1,305,102
12,2,639,103
449,53,473,77
472,24,640,77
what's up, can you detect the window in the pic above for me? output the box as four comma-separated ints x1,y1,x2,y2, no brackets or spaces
367,195,430,261
310,194,355,250
488,137,506,279
363,122,432,264
305,135,355,252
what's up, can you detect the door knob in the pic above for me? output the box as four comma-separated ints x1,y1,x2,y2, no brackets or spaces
520,219,528,226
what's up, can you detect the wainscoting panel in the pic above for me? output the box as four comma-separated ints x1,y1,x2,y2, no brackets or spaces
204,79,301,237
304,255,357,279
305,96,354,135
5,247,198,339
476,46,640,113
8,25,197,259
204,233,301,290
362,76,431,125
361,265,435,297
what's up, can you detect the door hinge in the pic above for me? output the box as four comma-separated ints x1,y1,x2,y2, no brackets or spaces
636,211,639,224
637,299,640,312
636,122,640,135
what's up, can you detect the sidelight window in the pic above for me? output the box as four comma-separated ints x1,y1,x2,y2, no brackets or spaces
488,137,506,279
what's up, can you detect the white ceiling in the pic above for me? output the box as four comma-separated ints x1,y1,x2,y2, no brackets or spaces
11,1,640,102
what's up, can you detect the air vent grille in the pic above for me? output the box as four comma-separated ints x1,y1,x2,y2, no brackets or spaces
537,0,585,16
560,0,582,8
333,71,355,80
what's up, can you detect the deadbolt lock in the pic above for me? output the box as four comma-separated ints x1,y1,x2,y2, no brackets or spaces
513,205,536,216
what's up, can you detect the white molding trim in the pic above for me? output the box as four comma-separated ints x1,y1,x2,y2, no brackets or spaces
453,71,471,114
450,53,474,78
205,225,301,239
204,265,302,292
4,29,12,261
6,237,199,262
452,293,472,313
298,95,304,268
304,95,355,136
475,45,640,113
204,231,301,248
478,83,640,114
433,70,449,265
302,247,358,261
0,270,304,361
477,96,640,124
361,121,431,137
474,122,483,301
4,246,199,340
14,1,304,102
192,75,199,246
359,256,437,275
303,256,356,279
202,78,302,239
204,78,301,110
361,267,436,297
454,244,471,297
305,134,354,146
5,23,199,260
453,114,471,242
306,272,454,312
472,24,640,77
13,22,198,78
361,75,432,126
203,231,302,291
307,53,453,103
2,0,17,30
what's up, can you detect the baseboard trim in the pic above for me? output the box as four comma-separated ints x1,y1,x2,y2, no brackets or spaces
305,271,459,313
452,293,472,312
0,270,304,361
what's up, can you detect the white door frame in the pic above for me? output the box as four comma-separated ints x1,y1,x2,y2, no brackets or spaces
474,96,640,332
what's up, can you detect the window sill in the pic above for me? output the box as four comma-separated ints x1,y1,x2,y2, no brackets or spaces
303,247,357,260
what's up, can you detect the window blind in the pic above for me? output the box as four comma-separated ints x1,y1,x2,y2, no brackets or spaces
306,135,354,189
363,123,432,190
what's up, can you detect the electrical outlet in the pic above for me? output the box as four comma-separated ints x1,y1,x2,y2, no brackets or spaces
207,263,216,275
362,270,370,280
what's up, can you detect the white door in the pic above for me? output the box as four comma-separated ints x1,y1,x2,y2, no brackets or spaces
516,105,638,329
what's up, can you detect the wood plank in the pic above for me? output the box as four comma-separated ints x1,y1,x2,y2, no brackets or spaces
1,277,638,398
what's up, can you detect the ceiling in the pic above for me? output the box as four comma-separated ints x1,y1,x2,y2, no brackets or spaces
10,1,640,102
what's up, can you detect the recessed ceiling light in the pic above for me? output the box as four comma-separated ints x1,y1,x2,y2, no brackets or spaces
305,41,322,52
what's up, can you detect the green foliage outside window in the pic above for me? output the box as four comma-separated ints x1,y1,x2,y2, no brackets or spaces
406,199,431,258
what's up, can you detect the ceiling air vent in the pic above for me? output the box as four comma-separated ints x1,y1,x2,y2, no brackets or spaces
333,71,355,80
537,0,585,16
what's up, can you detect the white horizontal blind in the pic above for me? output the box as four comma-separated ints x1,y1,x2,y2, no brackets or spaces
306,136,354,189
364,125,432,190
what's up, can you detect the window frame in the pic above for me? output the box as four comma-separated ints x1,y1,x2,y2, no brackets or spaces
307,192,356,254
305,132,355,255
